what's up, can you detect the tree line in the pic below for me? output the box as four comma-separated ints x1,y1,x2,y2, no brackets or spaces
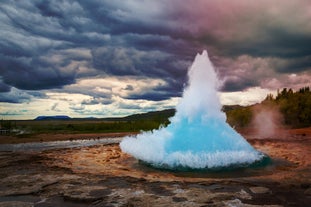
225,86,311,128
265,86,311,127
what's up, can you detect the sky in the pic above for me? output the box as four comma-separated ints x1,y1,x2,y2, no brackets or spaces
0,0,311,119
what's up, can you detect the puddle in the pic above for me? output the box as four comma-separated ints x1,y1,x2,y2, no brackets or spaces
0,137,122,152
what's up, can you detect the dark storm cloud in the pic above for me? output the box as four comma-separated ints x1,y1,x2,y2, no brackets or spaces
215,27,311,59
270,56,311,73
91,46,189,96
0,79,10,93
0,88,42,103
0,54,77,90
1,0,311,106
221,78,258,92
0,0,188,101
35,1,64,18
92,46,188,77
127,91,176,102
163,0,311,90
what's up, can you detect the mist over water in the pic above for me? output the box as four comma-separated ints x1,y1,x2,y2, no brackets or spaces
120,51,264,169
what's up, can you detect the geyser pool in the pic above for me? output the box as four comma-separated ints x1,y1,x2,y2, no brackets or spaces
120,50,266,170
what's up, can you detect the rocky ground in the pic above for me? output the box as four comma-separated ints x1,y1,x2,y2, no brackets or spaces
0,129,310,206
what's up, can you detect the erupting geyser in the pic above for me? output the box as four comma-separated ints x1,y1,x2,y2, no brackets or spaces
120,50,266,169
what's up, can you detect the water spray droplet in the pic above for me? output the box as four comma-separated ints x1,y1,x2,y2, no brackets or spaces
120,51,265,169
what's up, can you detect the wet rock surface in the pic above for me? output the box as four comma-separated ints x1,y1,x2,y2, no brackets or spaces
249,187,271,194
0,133,310,206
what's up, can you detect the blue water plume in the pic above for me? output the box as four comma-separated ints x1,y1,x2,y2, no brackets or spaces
120,50,265,169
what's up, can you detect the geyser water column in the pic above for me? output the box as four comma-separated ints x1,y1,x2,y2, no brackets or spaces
120,50,265,169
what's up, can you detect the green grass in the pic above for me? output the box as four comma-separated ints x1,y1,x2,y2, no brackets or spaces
10,119,168,136
5,109,175,136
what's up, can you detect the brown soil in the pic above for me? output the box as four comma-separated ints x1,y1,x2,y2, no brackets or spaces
0,128,310,206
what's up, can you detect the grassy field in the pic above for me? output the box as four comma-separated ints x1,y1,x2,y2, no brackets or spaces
11,119,165,135
1,109,175,137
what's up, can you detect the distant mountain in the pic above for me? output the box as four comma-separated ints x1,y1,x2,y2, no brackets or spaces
32,109,176,121
34,115,71,120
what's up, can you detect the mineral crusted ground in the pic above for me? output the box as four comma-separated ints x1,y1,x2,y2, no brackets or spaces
0,128,310,206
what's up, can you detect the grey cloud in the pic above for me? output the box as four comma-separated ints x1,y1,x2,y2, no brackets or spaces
0,0,192,103
35,1,65,18
81,97,112,105
216,28,311,59
51,103,59,111
92,46,188,79
59,83,112,101
91,46,188,100
0,55,77,90
69,104,85,112
1,0,311,106
118,102,142,110
124,82,182,101
270,56,311,73
124,85,134,91
0,88,36,103
221,78,258,92
126,92,175,102
0,79,10,92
